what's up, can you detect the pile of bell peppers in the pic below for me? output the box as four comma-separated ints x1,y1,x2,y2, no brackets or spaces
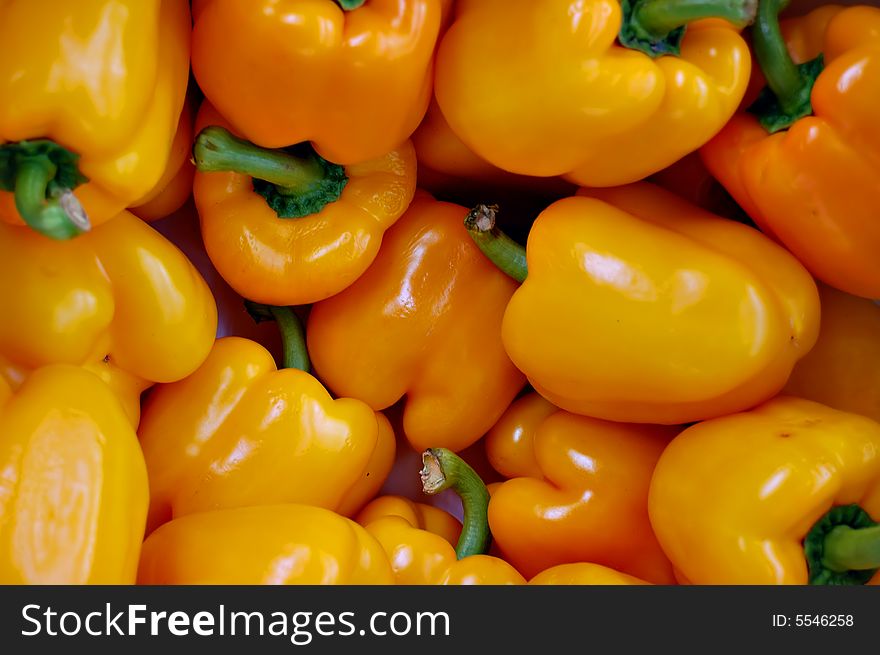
0,0,878,587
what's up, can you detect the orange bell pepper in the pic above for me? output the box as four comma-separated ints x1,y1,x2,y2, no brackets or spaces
701,3,880,298
784,284,880,424
530,563,650,585
192,103,418,306
129,92,197,222
0,211,217,427
650,396,880,585
0,366,148,584
0,0,191,238
467,183,819,424
357,450,525,585
487,401,678,582
139,304,395,534
191,0,444,165
307,193,525,452
138,504,393,584
434,0,754,187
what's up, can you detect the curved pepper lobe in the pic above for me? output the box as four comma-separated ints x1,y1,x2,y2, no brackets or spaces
0,211,218,416
438,555,526,585
357,496,520,585
530,563,650,585
489,410,677,582
138,504,394,584
485,393,556,480
361,515,458,585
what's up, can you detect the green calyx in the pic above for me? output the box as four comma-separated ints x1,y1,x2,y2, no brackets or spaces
420,448,492,559
619,0,757,58
748,0,824,133
804,504,880,585
335,0,366,9
749,56,823,133
464,204,528,284
0,140,90,239
244,301,311,373
193,126,348,220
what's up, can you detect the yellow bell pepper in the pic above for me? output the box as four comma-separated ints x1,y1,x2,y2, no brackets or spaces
434,0,754,186
139,320,395,533
649,396,880,584
784,284,880,424
138,505,394,584
467,182,819,424
0,211,218,427
0,0,191,238
0,365,148,584
357,450,525,585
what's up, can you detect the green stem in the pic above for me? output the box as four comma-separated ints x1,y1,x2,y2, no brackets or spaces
194,126,325,193
619,0,756,57
804,504,879,585
0,142,90,240
193,126,348,219
420,448,491,559
464,205,528,284
335,0,366,8
753,0,801,115
823,524,880,573
244,301,310,372
635,0,757,35
747,0,823,132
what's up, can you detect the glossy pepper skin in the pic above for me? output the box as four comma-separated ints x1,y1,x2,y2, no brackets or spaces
191,0,444,165
434,0,752,186
785,285,880,424
530,563,649,585
412,99,577,197
308,193,525,452
0,0,191,237
357,496,525,585
485,393,557,481
488,405,678,582
138,505,393,584
501,182,819,425
130,92,197,222
701,5,880,298
0,366,148,584
192,104,418,306
0,211,217,427
139,336,395,533
650,397,880,585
